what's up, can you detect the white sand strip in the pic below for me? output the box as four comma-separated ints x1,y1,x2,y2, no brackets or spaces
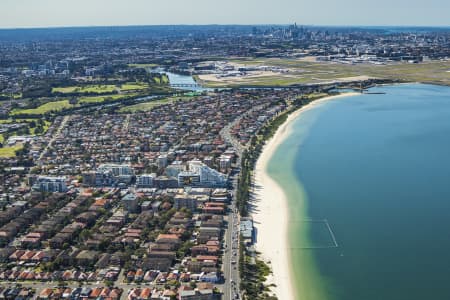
252,93,359,300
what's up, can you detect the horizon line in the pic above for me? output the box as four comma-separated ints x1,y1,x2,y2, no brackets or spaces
1,23,450,30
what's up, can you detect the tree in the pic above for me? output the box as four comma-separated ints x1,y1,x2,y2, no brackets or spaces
105,280,114,288
69,97,78,105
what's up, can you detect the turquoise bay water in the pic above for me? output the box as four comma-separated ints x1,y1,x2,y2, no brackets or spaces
267,84,450,300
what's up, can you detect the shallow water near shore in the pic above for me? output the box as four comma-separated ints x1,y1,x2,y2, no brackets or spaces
267,84,450,300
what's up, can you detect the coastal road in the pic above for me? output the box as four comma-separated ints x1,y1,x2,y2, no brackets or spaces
221,163,242,300
220,104,287,300
220,113,244,300
221,104,276,299
222,207,241,300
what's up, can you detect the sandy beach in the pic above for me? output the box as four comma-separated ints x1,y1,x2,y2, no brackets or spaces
252,92,359,300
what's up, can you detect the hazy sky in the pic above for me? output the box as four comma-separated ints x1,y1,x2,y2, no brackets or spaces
1,0,449,28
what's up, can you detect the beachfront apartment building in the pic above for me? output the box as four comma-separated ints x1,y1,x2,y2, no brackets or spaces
177,160,228,188
188,160,228,187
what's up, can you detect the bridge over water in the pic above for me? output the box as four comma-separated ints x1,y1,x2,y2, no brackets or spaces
170,83,201,88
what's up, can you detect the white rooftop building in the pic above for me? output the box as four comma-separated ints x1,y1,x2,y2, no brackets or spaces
188,160,227,187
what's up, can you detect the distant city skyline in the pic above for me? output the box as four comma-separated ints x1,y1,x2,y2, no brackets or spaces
1,0,449,28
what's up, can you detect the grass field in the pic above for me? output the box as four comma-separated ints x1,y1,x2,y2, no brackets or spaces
78,93,138,104
119,99,171,113
153,75,170,85
9,91,142,116
0,144,23,158
11,100,73,115
0,119,15,124
120,83,149,91
78,95,116,104
200,59,450,87
0,118,39,124
52,85,118,94
119,95,193,113
52,83,150,94
128,63,158,68
30,120,51,135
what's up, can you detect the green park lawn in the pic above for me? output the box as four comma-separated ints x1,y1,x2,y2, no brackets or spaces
0,144,23,158
119,95,193,113
119,99,171,113
78,93,138,104
120,83,149,91
52,85,117,94
128,63,158,68
52,83,149,94
11,100,73,115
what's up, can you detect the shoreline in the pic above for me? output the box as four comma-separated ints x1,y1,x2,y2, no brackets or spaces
252,92,359,300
